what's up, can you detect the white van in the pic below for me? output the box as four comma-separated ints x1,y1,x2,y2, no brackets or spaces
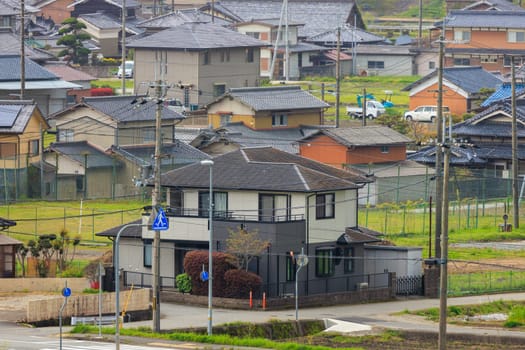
117,61,134,78
404,105,450,122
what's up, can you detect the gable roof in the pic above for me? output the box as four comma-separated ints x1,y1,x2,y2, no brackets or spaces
0,234,21,244
47,141,119,168
444,10,525,29
201,0,362,39
402,66,503,96
481,83,525,107
43,62,96,82
161,147,371,192
0,55,57,81
49,95,185,122
68,0,140,9
453,99,525,138
96,219,143,238
303,126,412,147
307,26,385,46
110,141,210,167
208,85,329,111
0,100,48,134
191,122,320,154
0,31,55,61
137,8,232,29
128,22,267,50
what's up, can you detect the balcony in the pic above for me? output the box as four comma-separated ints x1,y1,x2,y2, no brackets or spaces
143,207,305,243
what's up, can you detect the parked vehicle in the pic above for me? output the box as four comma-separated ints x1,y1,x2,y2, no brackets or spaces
404,105,450,122
164,99,186,114
347,100,386,119
117,61,134,78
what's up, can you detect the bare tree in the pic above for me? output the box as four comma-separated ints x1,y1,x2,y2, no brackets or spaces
225,227,270,271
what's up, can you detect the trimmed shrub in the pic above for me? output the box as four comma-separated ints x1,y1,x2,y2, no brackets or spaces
183,250,237,297
223,269,262,299
175,273,192,293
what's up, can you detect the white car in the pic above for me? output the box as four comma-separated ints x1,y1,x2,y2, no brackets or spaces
404,106,450,122
164,99,186,114
117,61,134,78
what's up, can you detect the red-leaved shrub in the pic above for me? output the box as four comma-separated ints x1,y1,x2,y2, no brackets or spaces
224,269,262,299
183,250,237,296
90,87,114,96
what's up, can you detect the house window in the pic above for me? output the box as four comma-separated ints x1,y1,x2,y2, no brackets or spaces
199,191,228,218
76,175,84,192
143,240,152,267
45,182,51,195
213,84,226,97
259,194,290,222
1,16,11,27
29,140,39,156
298,53,303,67
380,145,389,153
428,61,435,69
481,56,498,63
220,49,231,62
508,30,525,43
246,48,254,63
453,58,470,66
143,128,155,143
315,247,334,277
367,61,384,69
453,30,471,42
286,252,296,281
58,129,74,142
169,189,183,215
272,113,288,127
220,114,232,126
245,32,260,39
316,193,335,219
504,56,524,67
203,50,210,65
344,247,354,273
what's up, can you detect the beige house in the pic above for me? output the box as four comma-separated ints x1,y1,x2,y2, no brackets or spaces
127,22,267,108
0,100,49,201
206,85,329,129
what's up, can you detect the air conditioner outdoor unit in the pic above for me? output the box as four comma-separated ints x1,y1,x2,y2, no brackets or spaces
357,282,369,290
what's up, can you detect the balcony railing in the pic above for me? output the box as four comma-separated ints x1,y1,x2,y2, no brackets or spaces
165,207,304,222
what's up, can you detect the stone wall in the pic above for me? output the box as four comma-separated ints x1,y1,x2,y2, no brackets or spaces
0,277,88,292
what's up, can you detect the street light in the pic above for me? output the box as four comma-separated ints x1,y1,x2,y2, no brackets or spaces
200,159,214,335
295,247,309,321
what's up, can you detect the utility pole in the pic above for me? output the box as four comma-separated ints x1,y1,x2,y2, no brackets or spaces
434,30,445,259
121,0,127,95
335,27,341,128
511,56,520,229
151,79,163,333
20,0,25,99
418,0,422,47
438,144,450,350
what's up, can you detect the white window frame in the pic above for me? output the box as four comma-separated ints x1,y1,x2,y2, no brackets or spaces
454,29,471,42
272,113,288,127
508,30,525,43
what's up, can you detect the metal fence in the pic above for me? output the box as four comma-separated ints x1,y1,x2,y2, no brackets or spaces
122,270,391,298
396,275,424,296
448,270,525,296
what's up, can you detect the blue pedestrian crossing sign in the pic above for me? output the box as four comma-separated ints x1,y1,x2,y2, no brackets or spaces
152,207,169,231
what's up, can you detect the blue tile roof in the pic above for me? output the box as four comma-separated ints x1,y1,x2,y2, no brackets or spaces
0,55,57,81
481,83,525,107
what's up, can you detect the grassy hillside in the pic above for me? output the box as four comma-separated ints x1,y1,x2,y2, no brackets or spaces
358,0,446,18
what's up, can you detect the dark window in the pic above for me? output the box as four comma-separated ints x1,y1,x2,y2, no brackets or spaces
259,194,290,222
246,48,254,63
316,193,335,219
453,58,470,66
29,140,39,156
381,145,389,153
344,247,354,273
316,247,334,277
271,113,288,126
367,61,384,69
213,84,226,97
203,50,210,65
286,252,296,281
298,53,303,67
143,240,152,267
428,61,435,69
199,191,228,217
76,175,84,192
169,189,183,215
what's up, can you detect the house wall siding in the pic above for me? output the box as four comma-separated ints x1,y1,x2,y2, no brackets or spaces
354,55,413,76
37,0,74,25
408,81,468,116
347,145,407,165
299,134,348,169
53,108,116,148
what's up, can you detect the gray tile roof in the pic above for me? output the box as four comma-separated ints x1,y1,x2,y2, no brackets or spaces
445,10,525,29
403,66,503,95
213,85,329,111
111,141,210,167
204,0,359,39
51,95,185,123
304,126,412,147
307,26,385,45
0,0,38,15
69,0,140,9
128,22,267,50
161,147,370,192
193,122,320,154
0,100,43,134
277,42,328,53
79,13,121,29
48,141,120,168
0,233,21,244
96,219,143,238
0,32,54,61
138,8,232,28
0,55,58,81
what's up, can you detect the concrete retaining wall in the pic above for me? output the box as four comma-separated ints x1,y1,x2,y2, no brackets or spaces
25,288,150,323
